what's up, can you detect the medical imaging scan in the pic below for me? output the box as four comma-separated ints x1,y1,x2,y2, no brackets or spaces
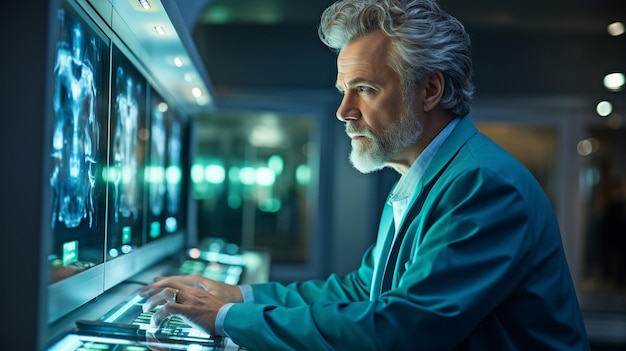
51,20,99,229
107,46,146,258
146,94,186,239
162,118,184,235
48,4,109,281
149,94,167,218
112,66,141,222
167,119,182,218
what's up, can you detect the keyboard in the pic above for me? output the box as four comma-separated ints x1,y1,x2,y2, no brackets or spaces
47,333,219,351
76,294,223,347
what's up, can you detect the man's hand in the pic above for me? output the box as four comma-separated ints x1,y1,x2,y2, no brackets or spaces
137,275,242,334
142,274,244,303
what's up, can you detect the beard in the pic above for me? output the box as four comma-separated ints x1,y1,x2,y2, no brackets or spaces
346,106,423,174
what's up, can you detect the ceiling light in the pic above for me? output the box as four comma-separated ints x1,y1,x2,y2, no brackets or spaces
154,25,165,35
607,22,625,36
192,87,202,98
603,72,625,92
249,126,284,147
577,138,599,156
173,57,183,67
138,0,151,9
196,97,208,106
596,101,612,117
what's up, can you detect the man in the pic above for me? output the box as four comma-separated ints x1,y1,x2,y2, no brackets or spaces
140,0,590,349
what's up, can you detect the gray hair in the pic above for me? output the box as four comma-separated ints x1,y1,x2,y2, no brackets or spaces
318,0,474,117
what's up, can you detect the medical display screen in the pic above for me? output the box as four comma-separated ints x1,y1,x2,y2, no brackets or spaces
48,1,109,283
146,91,185,243
165,115,185,234
145,90,169,241
106,45,147,260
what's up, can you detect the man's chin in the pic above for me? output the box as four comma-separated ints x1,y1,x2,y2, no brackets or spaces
349,153,385,174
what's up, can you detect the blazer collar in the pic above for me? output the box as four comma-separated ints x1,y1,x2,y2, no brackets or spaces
379,117,478,229
420,117,478,188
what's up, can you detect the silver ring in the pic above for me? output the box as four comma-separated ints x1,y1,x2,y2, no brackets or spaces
172,288,180,303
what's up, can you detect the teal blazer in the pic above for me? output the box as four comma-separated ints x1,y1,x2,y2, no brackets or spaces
224,117,590,350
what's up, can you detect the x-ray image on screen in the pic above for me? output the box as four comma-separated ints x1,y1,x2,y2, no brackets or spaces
107,45,146,259
145,90,168,241
48,2,109,282
149,91,167,217
163,116,184,236
146,93,186,241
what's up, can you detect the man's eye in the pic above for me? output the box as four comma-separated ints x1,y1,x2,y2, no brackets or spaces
357,86,370,93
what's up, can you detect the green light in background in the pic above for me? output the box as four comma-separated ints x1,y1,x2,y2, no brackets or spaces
239,167,256,185
144,166,165,184
259,197,282,213
166,166,182,184
255,167,276,186
201,5,231,24
191,164,205,184
268,154,284,174
296,164,311,185
121,166,134,185
228,194,242,209
205,164,225,184
102,166,120,183
228,166,241,184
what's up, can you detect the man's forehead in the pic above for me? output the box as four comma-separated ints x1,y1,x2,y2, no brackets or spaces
337,31,391,66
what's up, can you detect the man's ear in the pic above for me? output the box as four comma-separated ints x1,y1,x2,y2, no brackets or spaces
422,70,445,112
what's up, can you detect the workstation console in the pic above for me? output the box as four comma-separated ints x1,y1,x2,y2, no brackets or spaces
34,0,268,349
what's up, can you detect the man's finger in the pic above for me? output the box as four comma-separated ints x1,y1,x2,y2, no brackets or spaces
150,304,171,328
149,301,188,328
142,287,172,312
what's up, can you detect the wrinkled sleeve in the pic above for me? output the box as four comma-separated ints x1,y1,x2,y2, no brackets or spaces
248,244,376,307
222,168,535,351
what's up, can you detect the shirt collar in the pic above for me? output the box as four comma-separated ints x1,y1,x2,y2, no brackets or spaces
388,118,460,204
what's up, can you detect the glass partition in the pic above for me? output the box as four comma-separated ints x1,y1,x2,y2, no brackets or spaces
192,111,316,264
475,122,559,207
579,126,626,308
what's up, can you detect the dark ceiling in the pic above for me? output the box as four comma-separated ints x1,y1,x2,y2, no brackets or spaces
189,0,626,99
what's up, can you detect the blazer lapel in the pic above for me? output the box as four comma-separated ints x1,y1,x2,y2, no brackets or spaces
377,117,479,295
370,199,395,300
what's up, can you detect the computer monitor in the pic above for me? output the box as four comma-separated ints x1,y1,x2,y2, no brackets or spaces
46,0,189,323
165,115,186,235
106,43,147,261
103,46,186,291
46,0,110,323
146,89,186,243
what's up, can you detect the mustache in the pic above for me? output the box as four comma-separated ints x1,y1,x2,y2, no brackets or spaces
345,123,373,138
